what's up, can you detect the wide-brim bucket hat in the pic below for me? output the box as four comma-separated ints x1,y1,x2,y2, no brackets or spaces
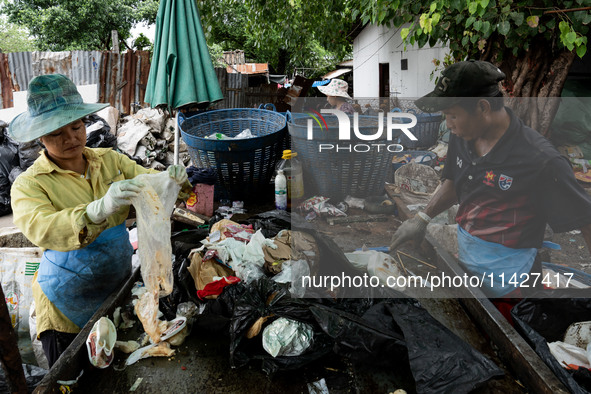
318,79,351,99
9,74,109,142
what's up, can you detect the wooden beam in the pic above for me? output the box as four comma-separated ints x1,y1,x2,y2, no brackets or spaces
423,234,569,394
0,284,27,393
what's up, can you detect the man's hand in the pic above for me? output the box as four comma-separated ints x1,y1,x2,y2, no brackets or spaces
168,164,188,185
86,179,144,223
389,212,431,252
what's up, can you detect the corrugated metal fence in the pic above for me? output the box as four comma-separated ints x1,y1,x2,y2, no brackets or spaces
0,50,280,113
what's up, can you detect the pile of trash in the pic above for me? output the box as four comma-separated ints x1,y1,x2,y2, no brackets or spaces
98,210,505,392
115,108,191,170
513,292,591,393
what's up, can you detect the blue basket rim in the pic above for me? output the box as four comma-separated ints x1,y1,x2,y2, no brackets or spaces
179,108,286,143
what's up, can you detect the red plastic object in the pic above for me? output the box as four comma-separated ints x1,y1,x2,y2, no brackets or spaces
197,276,241,300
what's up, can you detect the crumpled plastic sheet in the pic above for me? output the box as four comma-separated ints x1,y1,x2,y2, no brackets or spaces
84,114,116,148
130,171,181,342
272,260,310,298
262,317,314,357
199,229,277,284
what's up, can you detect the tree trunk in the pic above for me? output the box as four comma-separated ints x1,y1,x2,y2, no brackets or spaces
481,35,575,137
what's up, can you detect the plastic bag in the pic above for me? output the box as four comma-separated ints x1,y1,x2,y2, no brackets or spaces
272,260,310,298
86,317,117,368
310,297,504,394
235,128,254,139
130,172,181,342
130,171,180,296
0,247,43,333
117,118,151,156
262,317,314,357
84,114,116,148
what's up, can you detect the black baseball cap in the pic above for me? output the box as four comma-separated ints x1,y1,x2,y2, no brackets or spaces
415,60,506,113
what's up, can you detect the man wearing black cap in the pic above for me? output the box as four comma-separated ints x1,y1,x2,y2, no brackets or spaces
390,60,591,298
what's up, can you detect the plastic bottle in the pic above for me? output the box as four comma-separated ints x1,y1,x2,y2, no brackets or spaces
275,169,287,210
276,150,304,208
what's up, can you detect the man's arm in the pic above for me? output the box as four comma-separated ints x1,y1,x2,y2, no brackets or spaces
423,179,458,219
389,179,458,251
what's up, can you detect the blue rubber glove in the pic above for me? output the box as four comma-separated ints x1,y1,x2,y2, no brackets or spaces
167,164,188,185
86,179,144,223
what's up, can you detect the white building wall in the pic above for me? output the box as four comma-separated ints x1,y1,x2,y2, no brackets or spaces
353,24,450,99
353,24,382,98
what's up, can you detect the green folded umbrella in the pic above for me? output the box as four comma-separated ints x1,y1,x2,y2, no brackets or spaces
145,0,223,109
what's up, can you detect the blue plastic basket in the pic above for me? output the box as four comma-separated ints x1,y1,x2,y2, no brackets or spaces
393,109,442,150
287,112,397,200
179,109,287,201
259,103,290,151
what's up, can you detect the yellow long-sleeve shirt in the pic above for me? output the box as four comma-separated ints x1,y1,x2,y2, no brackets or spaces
11,147,155,335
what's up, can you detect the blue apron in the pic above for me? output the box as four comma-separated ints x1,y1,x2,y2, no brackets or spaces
37,223,133,328
457,226,537,297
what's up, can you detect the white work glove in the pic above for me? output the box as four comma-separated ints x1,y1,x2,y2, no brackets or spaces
389,212,431,252
167,164,188,185
86,179,144,223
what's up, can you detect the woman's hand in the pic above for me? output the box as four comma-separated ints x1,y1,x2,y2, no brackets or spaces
86,179,144,223
167,164,188,185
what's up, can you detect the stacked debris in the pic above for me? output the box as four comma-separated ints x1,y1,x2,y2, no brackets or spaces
116,108,191,170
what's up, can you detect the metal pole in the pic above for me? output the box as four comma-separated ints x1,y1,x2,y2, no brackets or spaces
174,111,179,165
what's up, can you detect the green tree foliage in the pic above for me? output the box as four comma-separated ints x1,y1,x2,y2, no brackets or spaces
0,18,37,52
354,0,591,134
1,0,159,51
133,33,152,51
197,0,354,77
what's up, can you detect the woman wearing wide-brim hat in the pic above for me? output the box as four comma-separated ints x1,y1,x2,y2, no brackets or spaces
9,74,188,367
317,79,356,115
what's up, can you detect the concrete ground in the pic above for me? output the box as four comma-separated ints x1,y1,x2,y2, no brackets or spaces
0,214,14,229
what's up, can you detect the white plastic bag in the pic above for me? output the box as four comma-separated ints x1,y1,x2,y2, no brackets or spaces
345,250,405,291
116,118,150,156
28,302,49,369
130,172,180,297
0,247,42,333
235,128,254,139
262,317,314,357
548,341,591,369
130,172,180,343
272,260,310,298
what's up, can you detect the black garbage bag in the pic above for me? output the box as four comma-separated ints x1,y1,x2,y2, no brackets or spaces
246,209,293,238
197,278,332,375
16,140,42,172
84,114,117,148
0,124,19,216
195,279,247,335
0,363,47,393
229,279,322,363
512,289,591,394
311,297,503,394
160,228,211,319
